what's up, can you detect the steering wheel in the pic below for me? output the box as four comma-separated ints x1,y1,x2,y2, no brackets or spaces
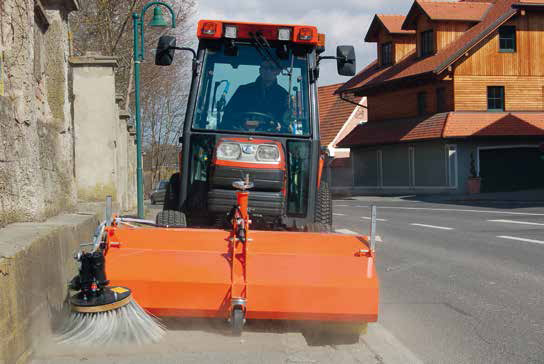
229,111,281,132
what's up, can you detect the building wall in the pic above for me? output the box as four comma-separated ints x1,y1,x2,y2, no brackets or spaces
454,13,544,111
0,1,78,227
367,80,454,121
456,14,544,77
435,21,471,51
377,30,416,65
0,1,136,227
454,75,544,111
350,138,544,195
70,55,136,212
352,141,458,194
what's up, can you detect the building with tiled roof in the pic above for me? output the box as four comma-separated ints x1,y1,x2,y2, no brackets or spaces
318,83,366,187
337,0,544,194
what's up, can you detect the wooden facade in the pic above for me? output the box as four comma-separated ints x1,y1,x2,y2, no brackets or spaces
376,29,416,66
362,8,544,121
455,14,544,76
368,81,454,122
436,22,471,51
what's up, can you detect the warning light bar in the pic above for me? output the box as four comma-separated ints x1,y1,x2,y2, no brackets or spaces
197,20,319,45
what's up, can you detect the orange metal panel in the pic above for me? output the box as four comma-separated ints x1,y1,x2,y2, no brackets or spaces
105,228,378,322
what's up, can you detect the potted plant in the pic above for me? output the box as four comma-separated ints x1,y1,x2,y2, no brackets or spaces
467,152,481,194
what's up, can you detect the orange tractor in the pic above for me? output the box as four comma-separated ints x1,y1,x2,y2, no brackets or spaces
71,20,379,338
156,20,357,231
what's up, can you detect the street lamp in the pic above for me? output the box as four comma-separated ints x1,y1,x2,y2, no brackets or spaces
132,2,176,218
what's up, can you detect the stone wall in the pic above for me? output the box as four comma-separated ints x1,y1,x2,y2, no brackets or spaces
0,0,79,227
0,1,136,227
70,54,136,212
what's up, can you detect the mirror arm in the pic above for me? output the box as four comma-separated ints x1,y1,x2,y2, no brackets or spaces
317,55,346,65
172,46,197,59
171,46,199,74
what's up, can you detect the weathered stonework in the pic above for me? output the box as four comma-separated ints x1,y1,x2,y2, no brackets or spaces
0,0,79,227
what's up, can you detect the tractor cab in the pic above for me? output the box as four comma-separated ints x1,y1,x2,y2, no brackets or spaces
155,20,355,229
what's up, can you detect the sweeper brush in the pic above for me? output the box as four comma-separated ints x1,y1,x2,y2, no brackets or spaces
100,180,379,337
56,215,165,346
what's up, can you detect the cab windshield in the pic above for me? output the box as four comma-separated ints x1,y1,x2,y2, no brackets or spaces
193,43,310,136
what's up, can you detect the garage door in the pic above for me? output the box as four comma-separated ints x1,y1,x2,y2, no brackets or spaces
479,147,544,193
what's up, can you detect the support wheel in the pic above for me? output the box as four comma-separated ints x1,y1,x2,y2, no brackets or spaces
156,210,187,227
231,307,245,336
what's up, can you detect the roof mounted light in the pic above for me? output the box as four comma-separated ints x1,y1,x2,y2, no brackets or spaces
298,27,314,41
278,27,292,41
224,24,238,39
201,22,217,35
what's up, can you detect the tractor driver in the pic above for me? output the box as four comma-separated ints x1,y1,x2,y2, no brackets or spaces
221,60,289,132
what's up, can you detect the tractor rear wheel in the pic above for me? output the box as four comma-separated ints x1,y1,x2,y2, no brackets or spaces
314,180,332,229
156,210,187,227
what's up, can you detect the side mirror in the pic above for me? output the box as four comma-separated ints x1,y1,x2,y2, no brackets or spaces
337,45,356,76
155,35,177,66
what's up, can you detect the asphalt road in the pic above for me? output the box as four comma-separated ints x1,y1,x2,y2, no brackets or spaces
332,196,544,364
32,198,544,363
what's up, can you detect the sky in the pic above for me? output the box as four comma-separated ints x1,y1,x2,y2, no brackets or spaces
195,0,412,87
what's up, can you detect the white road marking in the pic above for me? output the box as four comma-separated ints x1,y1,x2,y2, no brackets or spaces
334,229,383,242
497,236,544,245
360,206,544,216
488,219,544,226
335,228,358,235
333,213,346,216
411,223,454,230
362,216,388,222
335,204,349,207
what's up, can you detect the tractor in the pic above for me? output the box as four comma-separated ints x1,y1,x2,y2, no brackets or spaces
155,20,356,230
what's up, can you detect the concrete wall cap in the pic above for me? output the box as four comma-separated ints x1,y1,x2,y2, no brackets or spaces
40,0,80,12
69,55,118,68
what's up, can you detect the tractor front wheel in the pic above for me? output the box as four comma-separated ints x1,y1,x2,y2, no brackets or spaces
313,180,332,230
156,210,187,227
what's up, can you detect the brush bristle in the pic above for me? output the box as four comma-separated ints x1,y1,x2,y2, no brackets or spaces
56,300,165,346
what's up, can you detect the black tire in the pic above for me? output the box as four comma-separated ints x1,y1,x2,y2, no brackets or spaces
231,307,245,336
156,210,187,227
314,180,332,229
163,173,181,211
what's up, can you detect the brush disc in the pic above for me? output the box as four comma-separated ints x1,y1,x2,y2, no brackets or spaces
70,286,132,313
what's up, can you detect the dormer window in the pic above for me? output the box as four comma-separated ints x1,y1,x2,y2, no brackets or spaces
421,30,434,57
499,25,516,52
381,42,393,66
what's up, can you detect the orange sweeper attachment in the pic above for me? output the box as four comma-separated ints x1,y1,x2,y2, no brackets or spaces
99,178,379,336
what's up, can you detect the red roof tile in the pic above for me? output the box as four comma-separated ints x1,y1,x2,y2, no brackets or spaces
365,15,415,42
337,0,518,95
318,83,363,147
338,112,544,147
444,112,544,137
338,113,449,148
403,0,492,29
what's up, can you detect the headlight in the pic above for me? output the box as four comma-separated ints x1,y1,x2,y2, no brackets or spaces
217,142,241,160
256,145,280,162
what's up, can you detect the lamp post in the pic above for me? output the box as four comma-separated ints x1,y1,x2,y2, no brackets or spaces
132,2,176,218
